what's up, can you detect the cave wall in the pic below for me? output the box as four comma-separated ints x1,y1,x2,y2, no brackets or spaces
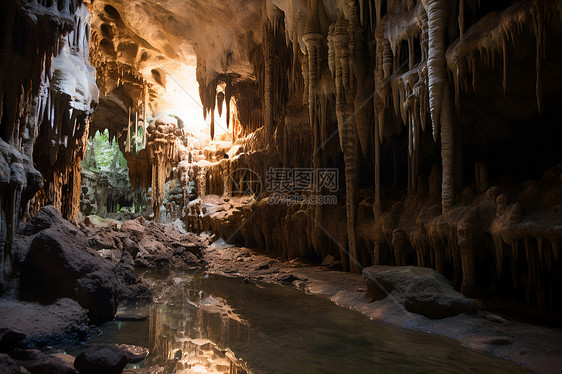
79,0,562,313
182,0,562,313
0,0,98,289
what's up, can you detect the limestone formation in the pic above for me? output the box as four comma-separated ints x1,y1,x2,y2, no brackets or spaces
1,0,561,327
0,0,98,290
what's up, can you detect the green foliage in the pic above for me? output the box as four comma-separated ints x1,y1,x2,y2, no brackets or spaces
93,130,128,170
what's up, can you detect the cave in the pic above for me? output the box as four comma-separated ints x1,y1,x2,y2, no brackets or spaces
1,0,562,373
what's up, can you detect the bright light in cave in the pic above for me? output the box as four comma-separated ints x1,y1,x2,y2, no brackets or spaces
150,64,229,140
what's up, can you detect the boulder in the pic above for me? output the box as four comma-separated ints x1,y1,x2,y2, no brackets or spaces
362,266,477,319
83,216,121,229
74,345,149,374
10,349,77,374
0,353,30,374
0,328,26,352
20,207,121,323
120,220,145,239
121,238,139,258
21,205,77,236
88,234,117,250
0,298,88,348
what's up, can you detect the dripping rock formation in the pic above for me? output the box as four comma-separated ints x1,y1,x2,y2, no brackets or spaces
1,0,562,373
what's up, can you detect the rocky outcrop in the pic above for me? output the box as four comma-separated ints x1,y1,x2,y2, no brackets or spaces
18,206,138,323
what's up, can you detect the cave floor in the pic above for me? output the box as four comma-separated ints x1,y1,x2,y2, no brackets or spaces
2,218,561,373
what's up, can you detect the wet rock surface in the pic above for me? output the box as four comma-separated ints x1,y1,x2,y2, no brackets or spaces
0,298,88,348
10,349,78,374
0,328,26,353
13,206,207,327
0,353,30,374
74,344,149,374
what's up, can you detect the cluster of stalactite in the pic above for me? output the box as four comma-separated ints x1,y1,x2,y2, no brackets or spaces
188,0,562,313
196,67,256,142
0,0,98,288
87,4,153,144
195,12,296,142
126,117,188,222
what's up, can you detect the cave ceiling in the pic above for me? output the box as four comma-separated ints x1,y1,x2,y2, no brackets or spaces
84,0,365,138
85,0,269,137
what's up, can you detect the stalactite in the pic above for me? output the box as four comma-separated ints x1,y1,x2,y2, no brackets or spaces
126,107,131,153
440,84,455,211
135,111,138,152
458,0,465,41
422,0,449,142
327,11,363,272
446,0,559,116
264,22,275,140
349,0,372,157
224,78,232,128
534,8,544,113
302,0,323,134
217,91,225,117
210,109,215,140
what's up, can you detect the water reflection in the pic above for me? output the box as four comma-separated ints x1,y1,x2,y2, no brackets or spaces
90,271,530,374
147,273,250,373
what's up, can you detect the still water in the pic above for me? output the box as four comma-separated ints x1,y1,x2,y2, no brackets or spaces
89,270,530,373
